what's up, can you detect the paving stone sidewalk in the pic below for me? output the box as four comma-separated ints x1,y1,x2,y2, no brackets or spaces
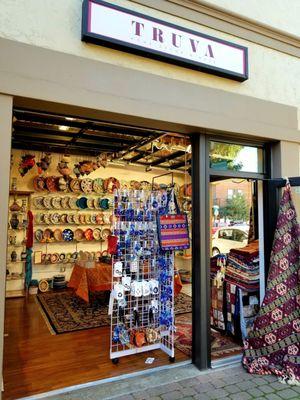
47,363,300,400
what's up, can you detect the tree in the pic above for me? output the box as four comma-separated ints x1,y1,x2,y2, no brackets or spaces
210,143,243,171
220,192,249,222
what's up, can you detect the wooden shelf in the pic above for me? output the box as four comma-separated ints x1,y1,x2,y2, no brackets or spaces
6,289,26,298
6,276,24,281
9,190,33,196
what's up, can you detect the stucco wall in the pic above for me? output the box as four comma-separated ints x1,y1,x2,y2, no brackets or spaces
201,0,300,38
0,0,299,110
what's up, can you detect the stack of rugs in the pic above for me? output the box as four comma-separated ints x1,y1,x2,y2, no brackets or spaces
225,240,259,291
224,241,260,339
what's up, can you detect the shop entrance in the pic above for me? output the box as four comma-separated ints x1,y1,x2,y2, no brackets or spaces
3,109,192,399
207,140,268,364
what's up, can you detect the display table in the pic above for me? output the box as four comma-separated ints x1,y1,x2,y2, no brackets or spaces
68,262,112,302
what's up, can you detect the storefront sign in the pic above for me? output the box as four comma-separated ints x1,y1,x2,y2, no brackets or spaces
82,0,248,81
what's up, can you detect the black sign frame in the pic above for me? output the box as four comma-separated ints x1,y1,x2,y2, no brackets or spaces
82,0,248,82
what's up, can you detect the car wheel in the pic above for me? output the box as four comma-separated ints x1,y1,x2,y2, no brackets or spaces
212,247,220,256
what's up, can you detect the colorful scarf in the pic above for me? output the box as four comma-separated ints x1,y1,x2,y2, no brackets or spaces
243,183,300,385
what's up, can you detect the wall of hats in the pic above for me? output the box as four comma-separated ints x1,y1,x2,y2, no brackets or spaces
8,150,191,295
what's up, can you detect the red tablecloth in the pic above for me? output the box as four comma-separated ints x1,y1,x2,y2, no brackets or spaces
69,262,183,302
68,262,112,302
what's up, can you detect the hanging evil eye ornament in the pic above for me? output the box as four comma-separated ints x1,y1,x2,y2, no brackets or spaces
113,325,121,343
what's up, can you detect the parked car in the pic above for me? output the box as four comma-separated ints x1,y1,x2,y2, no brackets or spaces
211,226,249,256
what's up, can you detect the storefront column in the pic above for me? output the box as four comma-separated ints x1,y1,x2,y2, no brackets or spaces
191,134,210,369
272,140,300,178
0,94,13,399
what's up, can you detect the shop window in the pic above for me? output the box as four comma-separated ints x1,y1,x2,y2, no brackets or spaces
209,141,264,173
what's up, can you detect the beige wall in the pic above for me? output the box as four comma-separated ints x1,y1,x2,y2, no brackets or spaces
0,0,299,110
202,0,300,38
0,95,13,400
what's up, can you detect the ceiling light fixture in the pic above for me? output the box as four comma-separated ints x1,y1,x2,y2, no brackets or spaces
59,125,69,131
65,117,75,121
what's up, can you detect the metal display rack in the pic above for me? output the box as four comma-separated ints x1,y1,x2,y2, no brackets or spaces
110,187,175,363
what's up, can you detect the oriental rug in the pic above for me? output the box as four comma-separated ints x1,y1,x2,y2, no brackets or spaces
174,313,242,359
243,183,300,385
37,290,192,334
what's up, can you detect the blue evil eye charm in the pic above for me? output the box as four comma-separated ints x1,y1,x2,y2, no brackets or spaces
113,325,120,343
129,223,135,235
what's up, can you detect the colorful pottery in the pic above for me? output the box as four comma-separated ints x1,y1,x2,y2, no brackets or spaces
62,229,73,242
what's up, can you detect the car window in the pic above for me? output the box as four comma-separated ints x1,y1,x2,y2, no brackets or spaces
232,229,247,242
218,229,233,240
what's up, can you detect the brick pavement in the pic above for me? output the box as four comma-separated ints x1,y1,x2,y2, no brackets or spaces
48,364,300,400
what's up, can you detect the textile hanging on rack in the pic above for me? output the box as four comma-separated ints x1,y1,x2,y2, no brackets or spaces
243,183,300,385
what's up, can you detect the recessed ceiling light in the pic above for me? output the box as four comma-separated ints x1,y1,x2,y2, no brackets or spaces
59,125,69,131
65,117,74,121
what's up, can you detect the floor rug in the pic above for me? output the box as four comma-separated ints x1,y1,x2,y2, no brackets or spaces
174,314,242,359
37,290,192,334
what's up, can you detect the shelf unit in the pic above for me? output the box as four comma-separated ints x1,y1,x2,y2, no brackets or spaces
6,190,32,298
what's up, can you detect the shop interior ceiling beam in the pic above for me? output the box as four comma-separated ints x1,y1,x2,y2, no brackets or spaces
13,109,165,138
149,150,186,167
170,158,192,170
12,141,106,157
13,124,137,145
115,133,166,160
12,135,121,152
126,147,163,163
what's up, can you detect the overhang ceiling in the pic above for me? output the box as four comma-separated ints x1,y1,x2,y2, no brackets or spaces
12,109,191,171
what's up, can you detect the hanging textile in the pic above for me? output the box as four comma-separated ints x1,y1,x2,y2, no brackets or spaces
243,183,300,385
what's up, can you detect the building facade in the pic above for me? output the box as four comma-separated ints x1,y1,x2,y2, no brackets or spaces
0,1,300,398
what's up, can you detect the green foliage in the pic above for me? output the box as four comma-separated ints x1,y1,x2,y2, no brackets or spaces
210,143,243,171
220,192,249,222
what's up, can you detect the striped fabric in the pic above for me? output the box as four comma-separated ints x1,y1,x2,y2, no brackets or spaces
158,214,190,251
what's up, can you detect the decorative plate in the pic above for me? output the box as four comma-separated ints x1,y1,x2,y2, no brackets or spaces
73,214,80,224
102,214,110,224
53,229,63,242
94,198,101,209
96,213,103,224
93,228,102,241
43,228,53,241
85,214,91,224
81,178,94,194
41,253,47,263
51,213,60,224
69,178,81,193
79,214,86,224
50,253,59,263
96,251,101,260
60,214,68,223
33,197,43,209
34,213,42,224
35,229,43,242
58,177,68,192
91,214,97,224
67,214,74,224
101,228,111,240
71,252,78,261
43,197,52,209
68,197,78,210
78,197,88,209
61,197,70,209
38,279,49,293
33,176,46,192
74,228,84,241
45,176,57,192
87,198,94,209
84,228,94,241
62,228,73,242
93,178,103,194
51,197,61,209
43,214,51,225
